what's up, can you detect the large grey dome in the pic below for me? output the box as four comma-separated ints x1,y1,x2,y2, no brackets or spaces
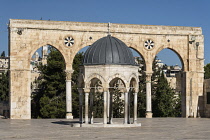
83,35,136,65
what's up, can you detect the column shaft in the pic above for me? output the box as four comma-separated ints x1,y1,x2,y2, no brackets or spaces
66,80,73,119
128,91,130,124
65,70,74,119
107,91,110,119
109,92,113,124
90,92,94,124
103,91,107,124
146,72,153,118
124,92,128,124
79,91,83,123
85,92,89,124
133,92,138,124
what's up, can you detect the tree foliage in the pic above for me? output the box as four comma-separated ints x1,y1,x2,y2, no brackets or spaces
204,63,210,79
32,47,66,118
151,57,181,117
152,71,180,117
72,52,84,118
137,58,146,117
0,71,9,102
31,48,84,118
137,56,181,117
93,92,103,118
112,90,124,118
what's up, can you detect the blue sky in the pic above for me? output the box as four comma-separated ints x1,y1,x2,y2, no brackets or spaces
0,0,209,66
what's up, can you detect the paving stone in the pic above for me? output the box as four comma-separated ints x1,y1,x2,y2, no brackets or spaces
0,118,210,140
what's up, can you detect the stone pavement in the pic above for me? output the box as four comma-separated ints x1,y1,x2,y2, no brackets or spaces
0,118,210,140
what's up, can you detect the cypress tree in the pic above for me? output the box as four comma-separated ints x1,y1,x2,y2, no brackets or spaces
152,71,179,117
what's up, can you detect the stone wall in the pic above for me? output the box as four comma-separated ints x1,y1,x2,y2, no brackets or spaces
203,79,210,117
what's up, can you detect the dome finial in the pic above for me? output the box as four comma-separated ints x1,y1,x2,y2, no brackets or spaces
108,22,111,36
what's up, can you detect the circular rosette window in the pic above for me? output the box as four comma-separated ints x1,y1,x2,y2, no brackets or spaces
64,37,75,47
144,39,154,50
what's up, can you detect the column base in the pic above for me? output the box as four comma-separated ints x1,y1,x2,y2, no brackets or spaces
66,112,73,119
146,112,153,118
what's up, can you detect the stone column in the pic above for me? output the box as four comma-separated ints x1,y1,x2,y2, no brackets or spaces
107,90,110,120
145,72,153,118
109,91,113,124
65,70,74,119
128,90,131,124
90,92,94,124
85,92,89,124
103,91,107,124
133,92,138,124
78,89,83,123
124,91,128,124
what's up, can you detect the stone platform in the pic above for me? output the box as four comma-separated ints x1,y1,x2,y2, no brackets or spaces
72,122,141,127
1,118,210,139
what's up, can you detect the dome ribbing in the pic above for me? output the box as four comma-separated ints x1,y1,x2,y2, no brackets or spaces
83,35,136,65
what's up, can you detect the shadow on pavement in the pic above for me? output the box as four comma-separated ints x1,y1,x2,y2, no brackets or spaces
51,120,80,125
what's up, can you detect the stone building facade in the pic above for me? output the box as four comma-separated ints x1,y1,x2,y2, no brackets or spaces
8,19,204,119
0,57,9,73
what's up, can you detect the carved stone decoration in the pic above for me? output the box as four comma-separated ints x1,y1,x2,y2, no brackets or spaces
144,39,154,50
64,36,74,47
65,70,74,80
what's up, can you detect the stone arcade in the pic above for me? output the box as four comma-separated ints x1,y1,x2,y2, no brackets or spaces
9,19,204,120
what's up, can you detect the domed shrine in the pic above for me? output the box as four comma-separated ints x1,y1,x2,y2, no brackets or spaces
78,35,140,127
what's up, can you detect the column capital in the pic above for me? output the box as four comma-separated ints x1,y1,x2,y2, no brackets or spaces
84,88,90,93
145,71,153,82
133,88,139,93
123,88,130,93
103,88,109,92
133,92,138,95
65,70,74,80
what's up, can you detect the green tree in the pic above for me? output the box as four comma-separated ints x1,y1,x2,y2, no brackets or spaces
71,52,84,118
31,47,66,118
137,58,146,117
204,63,210,79
93,92,103,118
112,90,124,118
152,71,180,117
0,71,9,102
32,50,84,118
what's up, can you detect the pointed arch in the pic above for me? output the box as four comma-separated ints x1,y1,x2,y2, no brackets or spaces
154,47,185,71
85,73,106,88
129,47,146,71
29,44,67,70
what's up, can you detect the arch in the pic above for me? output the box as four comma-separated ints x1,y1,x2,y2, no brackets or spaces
128,73,139,83
107,73,128,88
29,44,68,70
89,78,103,93
154,46,185,71
85,73,106,88
129,46,146,71
129,73,139,92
